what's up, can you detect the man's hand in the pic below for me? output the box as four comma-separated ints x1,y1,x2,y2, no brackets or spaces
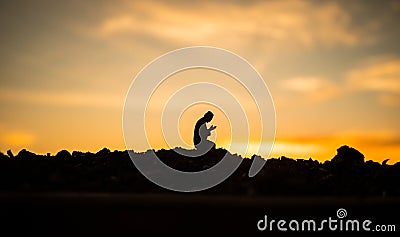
209,125,217,131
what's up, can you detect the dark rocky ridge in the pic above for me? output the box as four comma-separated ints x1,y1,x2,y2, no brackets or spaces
1,145,399,196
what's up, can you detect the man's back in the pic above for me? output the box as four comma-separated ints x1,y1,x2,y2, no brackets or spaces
193,118,205,146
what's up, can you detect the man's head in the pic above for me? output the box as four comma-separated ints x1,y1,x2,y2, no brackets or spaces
204,111,214,122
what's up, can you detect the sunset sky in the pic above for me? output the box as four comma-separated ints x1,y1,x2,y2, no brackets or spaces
1,0,400,163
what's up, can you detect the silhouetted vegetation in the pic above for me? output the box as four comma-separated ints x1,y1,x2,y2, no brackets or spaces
0,145,399,196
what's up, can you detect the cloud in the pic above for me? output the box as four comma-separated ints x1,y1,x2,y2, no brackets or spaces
391,1,400,11
379,94,400,106
93,1,373,50
346,58,400,106
280,57,400,106
0,88,123,109
280,76,339,102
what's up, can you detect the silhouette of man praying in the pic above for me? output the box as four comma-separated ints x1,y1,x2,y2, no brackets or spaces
193,111,216,152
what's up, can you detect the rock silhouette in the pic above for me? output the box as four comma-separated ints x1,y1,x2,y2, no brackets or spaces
6,149,14,158
0,145,399,196
331,145,364,166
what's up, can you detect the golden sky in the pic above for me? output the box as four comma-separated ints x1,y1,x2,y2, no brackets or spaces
1,0,400,163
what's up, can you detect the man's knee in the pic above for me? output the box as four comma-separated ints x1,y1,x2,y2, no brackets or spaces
195,140,215,154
